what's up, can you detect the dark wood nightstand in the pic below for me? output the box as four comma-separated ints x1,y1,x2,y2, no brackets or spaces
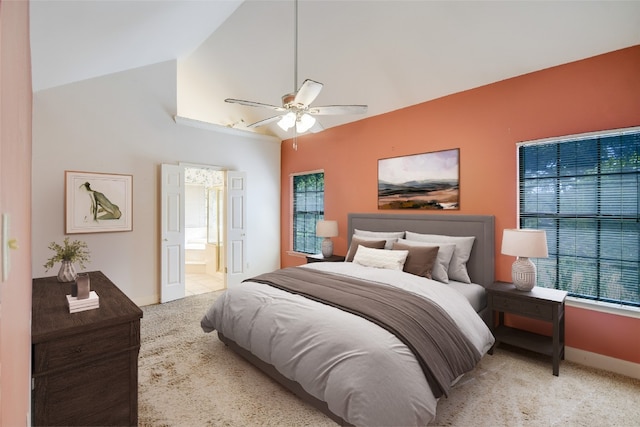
306,254,346,263
32,271,143,426
486,281,568,376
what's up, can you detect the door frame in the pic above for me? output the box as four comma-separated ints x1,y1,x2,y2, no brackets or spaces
161,163,244,302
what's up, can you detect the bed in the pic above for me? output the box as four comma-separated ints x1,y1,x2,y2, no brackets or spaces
201,213,495,426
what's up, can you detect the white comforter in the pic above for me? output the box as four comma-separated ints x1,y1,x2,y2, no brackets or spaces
201,262,494,426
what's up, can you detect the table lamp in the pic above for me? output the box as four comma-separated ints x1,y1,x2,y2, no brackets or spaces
316,220,339,258
501,228,548,291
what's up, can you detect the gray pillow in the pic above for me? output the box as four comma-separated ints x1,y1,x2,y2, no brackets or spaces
354,229,405,249
404,231,475,283
396,238,455,283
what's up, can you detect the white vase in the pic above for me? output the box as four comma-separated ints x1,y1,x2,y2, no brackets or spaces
57,260,77,283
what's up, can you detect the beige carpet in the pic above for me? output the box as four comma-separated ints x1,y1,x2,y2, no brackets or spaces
138,291,639,427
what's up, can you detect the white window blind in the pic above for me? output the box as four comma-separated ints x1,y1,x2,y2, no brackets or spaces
292,172,325,254
518,127,640,307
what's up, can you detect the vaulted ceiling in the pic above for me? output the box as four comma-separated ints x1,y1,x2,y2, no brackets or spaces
30,1,640,139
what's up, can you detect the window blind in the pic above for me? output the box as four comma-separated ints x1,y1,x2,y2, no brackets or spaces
518,129,640,307
293,172,325,254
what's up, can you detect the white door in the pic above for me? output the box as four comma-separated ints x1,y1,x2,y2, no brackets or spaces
225,171,247,286
160,164,185,302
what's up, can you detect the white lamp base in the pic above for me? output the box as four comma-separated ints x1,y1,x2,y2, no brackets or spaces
321,238,334,258
512,257,537,291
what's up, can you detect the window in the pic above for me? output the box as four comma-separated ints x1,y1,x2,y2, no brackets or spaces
518,127,640,307
292,171,324,254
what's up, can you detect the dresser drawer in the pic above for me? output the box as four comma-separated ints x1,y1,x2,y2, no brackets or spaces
33,322,135,374
491,295,553,321
33,351,134,426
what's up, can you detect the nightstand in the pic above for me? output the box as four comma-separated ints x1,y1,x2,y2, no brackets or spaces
306,254,346,263
486,281,568,376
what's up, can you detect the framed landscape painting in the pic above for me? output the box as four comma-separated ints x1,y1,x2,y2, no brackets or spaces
65,171,133,233
378,148,459,210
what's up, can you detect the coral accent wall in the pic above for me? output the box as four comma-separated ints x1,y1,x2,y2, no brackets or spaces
280,46,640,365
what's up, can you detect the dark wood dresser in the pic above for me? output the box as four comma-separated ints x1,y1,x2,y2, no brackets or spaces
32,271,143,426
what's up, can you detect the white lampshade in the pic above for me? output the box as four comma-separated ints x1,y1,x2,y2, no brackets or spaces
501,229,548,258
316,220,338,238
296,113,316,133
316,220,338,258
277,112,296,131
501,229,548,291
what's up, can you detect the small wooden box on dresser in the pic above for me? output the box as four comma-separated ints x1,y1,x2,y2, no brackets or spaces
486,281,568,376
32,271,143,426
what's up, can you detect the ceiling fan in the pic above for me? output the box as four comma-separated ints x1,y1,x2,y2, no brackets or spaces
224,0,367,140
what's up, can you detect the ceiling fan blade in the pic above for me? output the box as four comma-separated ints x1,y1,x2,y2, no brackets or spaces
247,115,283,128
225,98,287,112
309,105,368,115
293,79,323,107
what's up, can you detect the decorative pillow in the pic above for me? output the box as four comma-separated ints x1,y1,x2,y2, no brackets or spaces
404,232,476,283
396,238,455,283
352,245,409,271
392,242,439,279
345,236,386,262
354,229,405,249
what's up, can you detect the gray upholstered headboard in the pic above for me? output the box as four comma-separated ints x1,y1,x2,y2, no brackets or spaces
347,213,495,287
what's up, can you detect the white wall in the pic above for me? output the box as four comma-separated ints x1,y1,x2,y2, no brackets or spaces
32,60,281,306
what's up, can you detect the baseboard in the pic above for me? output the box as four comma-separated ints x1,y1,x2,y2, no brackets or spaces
135,295,159,307
566,346,640,379
185,262,207,274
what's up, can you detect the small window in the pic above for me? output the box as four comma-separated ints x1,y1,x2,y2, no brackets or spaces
292,172,324,254
518,127,640,307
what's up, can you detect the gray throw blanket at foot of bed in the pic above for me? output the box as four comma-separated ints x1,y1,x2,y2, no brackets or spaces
246,266,481,398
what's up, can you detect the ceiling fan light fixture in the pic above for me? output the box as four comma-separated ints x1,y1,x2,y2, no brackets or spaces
277,111,296,131
296,113,316,133
224,0,367,139
282,93,295,106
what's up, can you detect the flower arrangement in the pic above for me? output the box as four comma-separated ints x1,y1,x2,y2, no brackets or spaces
44,237,91,271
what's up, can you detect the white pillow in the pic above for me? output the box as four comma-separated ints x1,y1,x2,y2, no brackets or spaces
404,231,475,283
396,238,456,283
352,245,409,271
354,229,405,249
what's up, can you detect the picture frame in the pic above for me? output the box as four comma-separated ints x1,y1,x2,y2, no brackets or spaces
378,148,460,210
65,171,133,233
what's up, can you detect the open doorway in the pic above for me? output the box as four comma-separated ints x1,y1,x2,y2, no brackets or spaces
184,166,225,295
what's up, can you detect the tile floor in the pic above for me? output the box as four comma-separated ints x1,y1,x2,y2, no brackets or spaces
186,272,225,296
